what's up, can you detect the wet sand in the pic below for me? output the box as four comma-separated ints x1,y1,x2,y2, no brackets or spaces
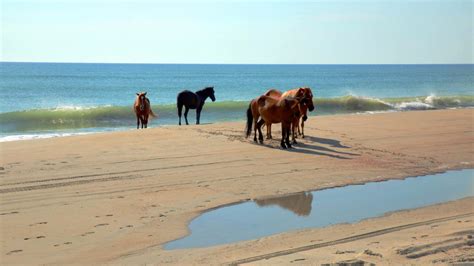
1,109,473,265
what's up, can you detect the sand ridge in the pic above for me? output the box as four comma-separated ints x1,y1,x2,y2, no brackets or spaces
0,109,473,265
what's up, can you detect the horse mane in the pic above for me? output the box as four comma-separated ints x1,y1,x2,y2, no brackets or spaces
281,97,301,109
196,87,215,100
257,95,279,107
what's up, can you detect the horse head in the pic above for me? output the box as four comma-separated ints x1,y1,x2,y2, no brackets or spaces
136,92,147,111
297,87,315,112
205,87,216,102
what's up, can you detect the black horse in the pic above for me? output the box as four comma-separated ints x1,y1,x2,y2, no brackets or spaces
177,86,216,125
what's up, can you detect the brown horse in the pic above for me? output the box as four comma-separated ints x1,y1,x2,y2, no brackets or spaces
262,89,283,139
282,87,315,139
134,92,156,129
246,95,301,148
265,87,315,140
246,89,282,142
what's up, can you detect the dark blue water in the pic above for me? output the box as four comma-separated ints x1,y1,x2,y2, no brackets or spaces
1,63,473,139
165,169,474,250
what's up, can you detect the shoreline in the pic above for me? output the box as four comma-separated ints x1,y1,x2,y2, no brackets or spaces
2,95,473,142
2,106,473,143
1,108,473,264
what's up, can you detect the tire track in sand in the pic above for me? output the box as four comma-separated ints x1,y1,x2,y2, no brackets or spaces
0,159,251,194
228,212,474,265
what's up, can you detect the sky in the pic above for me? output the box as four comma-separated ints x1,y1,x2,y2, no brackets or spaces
1,0,472,64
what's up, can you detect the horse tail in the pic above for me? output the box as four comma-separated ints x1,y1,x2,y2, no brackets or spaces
245,103,253,138
149,108,157,118
145,98,157,118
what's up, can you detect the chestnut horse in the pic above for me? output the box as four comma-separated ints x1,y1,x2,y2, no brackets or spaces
265,87,315,140
282,87,314,139
134,92,156,129
246,95,301,148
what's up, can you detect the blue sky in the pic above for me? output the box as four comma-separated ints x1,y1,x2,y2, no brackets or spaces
1,0,472,64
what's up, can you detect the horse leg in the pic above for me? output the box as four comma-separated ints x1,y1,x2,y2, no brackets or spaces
136,114,140,129
256,119,265,144
144,114,148,128
280,123,287,149
196,107,202,125
301,118,305,138
286,123,293,148
178,103,183,125
253,115,259,142
297,119,302,136
141,116,145,129
266,123,272,139
292,120,298,144
184,107,190,125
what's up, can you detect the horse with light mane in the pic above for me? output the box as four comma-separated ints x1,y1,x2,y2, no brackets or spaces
246,94,301,149
134,92,156,129
264,87,315,141
282,87,315,138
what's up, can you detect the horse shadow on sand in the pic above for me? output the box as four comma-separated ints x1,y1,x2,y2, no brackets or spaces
304,136,351,149
254,135,359,160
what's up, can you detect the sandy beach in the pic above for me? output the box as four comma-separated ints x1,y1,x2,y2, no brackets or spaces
1,109,473,265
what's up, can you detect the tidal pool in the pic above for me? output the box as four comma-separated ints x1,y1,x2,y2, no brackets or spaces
165,169,473,250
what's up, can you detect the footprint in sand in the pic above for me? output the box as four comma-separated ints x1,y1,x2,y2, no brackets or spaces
94,223,109,227
36,236,46,239
29,221,48,226
120,225,134,229
291,258,306,262
80,231,95,237
64,242,72,245
0,211,19,216
7,250,23,255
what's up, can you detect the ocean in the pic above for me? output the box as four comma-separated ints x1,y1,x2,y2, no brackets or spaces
1,63,473,141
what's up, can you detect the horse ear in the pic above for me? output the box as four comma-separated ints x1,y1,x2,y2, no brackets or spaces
136,93,139,96
297,88,305,97
144,92,147,96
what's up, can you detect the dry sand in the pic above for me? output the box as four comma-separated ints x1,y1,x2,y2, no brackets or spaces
0,109,473,265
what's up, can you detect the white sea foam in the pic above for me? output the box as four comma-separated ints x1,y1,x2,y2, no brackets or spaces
393,101,434,111
0,132,93,142
52,105,112,111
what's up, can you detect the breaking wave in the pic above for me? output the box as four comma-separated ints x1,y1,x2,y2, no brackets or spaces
1,95,473,133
